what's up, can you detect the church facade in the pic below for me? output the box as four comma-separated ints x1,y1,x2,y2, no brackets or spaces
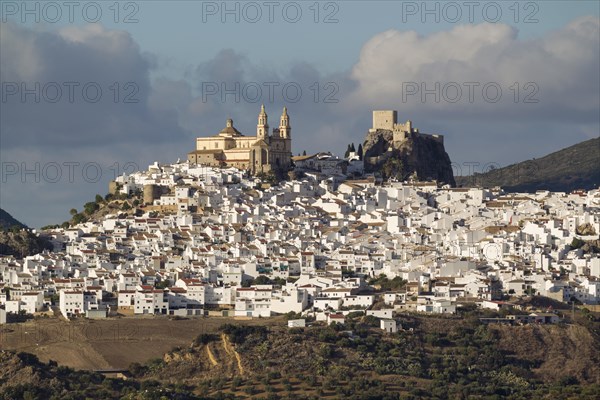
187,105,292,175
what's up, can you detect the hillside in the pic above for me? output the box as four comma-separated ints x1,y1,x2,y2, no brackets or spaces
142,316,600,397
456,137,600,192
0,209,52,257
3,311,598,399
0,351,197,399
0,314,600,399
0,208,27,230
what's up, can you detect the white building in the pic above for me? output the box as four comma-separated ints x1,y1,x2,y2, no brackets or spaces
134,289,169,315
380,319,397,333
59,290,99,318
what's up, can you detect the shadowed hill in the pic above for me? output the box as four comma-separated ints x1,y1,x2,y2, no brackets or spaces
0,208,53,257
457,137,600,192
0,208,27,231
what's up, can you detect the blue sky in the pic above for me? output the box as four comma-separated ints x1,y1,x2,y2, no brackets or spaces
10,1,600,76
1,1,599,227
37,1,600,68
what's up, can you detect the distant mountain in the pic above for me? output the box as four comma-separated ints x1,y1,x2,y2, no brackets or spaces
456,137,600,192
0,208,27,231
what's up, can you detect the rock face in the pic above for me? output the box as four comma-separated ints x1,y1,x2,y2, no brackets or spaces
0,229,53,258
363,129,456,186
0,208,52,257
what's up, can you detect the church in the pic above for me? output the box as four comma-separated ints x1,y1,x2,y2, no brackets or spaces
187,105,292,175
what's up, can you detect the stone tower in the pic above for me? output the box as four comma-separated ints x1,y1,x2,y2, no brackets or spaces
279,106,291,139
257,104,269,139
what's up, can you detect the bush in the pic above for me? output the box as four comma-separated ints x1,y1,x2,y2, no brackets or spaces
243,386,258,395
194,333,218,346
346,311,364,320
363,315,380,327
221,324,268,344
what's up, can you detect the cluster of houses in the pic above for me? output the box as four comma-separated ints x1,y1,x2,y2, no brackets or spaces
1,160,599,326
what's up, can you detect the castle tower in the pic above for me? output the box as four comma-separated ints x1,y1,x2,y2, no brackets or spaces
257,104,269,139
279,106,291,138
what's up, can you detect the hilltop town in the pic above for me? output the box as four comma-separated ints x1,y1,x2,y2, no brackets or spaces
1,108,599,328
1,159,598,324
1,108,600,399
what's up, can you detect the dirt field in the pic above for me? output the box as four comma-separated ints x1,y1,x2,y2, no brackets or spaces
0,316,284,370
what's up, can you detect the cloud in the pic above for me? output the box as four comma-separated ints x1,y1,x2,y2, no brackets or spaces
347,17,600,123
0,22,190,227
0,22,188,149
1,17,598,227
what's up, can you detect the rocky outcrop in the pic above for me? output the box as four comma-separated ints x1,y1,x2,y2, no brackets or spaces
0,209,52,257
0,229,53,258
363,130,455,186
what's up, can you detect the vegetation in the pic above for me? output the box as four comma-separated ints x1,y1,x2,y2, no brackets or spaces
368,274,408,291
357,143,363,160
0,210,53,257
570,237,600,254
2,309,599,399
242,275,288,287
344,143,356,158
255,171,280,186
38,190,144,231
0,351,198,399
382,158,404,181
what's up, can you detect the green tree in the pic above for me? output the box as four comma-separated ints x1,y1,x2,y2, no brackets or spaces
69,208,77,216
570,237,584,249
344,144,352,158
83,201,99,215
95,194,104,204
72,213,86,224
254,275,272,285
357,143,363,160
155,279,170,289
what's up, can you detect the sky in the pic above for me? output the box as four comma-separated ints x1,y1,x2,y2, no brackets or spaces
1,1,599,228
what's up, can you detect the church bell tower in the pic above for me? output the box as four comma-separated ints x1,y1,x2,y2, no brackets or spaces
279,106,291,139
257,104,269,139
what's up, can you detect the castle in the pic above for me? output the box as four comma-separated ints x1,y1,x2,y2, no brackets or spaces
187,105,292,174
369,110,443,144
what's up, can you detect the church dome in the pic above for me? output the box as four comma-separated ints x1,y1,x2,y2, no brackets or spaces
219,118,242,136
